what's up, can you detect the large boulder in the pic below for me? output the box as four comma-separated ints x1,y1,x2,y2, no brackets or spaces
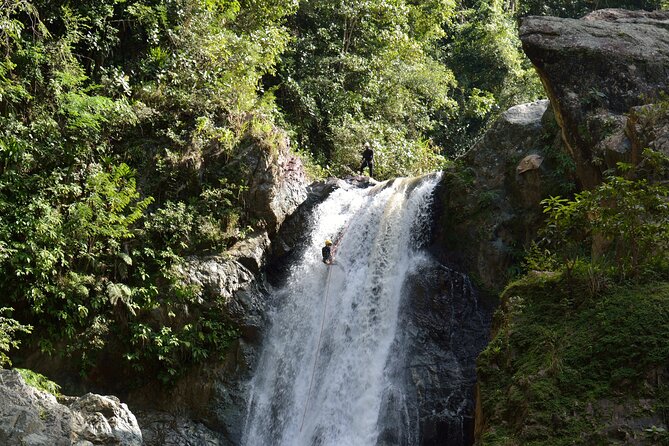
0,369,141,446
520,9,669,188
433,100,570,293
243,138,309,235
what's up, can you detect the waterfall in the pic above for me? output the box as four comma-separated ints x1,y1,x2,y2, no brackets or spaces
243,173,447,446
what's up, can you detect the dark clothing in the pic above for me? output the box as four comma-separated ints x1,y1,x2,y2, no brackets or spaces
359,159,373,177
359,147,374,177
362,148,373,161
322,245,332,263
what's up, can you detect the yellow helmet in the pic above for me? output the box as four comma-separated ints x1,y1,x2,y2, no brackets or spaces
325,239,332,246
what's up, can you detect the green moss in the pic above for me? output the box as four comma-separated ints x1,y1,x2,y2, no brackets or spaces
478,278,669,445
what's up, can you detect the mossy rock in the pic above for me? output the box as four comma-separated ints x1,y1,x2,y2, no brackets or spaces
477,276,669,445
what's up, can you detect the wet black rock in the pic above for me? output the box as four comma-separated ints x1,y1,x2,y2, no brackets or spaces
377,261,493,446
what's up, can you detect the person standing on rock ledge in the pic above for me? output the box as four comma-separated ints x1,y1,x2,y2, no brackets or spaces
358,141,374,178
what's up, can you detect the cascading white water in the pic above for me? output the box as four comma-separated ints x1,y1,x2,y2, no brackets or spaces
243,173,442,446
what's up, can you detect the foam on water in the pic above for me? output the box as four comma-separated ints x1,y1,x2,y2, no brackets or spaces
243,173,442,446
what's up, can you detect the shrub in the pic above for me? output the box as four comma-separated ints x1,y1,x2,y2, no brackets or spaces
0,308,32,367
16,368,61,396
532,152,669,283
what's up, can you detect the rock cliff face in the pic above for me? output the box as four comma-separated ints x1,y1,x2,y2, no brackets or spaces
243,139,309,235
433,100,570,293
473,9,669,446
377,264,492,446
434,9,669,294
520,9,669,188
127,140,309,445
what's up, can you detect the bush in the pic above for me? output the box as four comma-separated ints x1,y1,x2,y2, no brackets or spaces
16,368,61,396
0,309,32,367
530,152,669,283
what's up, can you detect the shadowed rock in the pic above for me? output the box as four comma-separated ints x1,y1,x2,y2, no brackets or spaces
433,99,568,293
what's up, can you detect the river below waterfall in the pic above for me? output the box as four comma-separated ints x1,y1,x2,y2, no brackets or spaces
242,173,489,446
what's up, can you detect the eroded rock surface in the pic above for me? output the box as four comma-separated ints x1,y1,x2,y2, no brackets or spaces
520,9,669,188
434,100,568,292
244,139,309,235
0,369,141,446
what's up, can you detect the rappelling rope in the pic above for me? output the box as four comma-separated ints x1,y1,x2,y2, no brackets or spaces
298,198,365,433
299,263,333,432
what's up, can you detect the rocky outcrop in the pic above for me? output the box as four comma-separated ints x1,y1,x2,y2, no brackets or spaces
0,369,141,445
520,9,669,188
137,411,229,445
265,176,379,284
472,10,669,446
181,232,269,337
244,139,309,235
127,141,310,445
433,100,569,292
377,263,492,446
440,7,669,367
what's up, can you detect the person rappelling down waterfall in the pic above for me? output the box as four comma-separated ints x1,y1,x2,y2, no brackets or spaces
322,239,333,264
322,216,354,266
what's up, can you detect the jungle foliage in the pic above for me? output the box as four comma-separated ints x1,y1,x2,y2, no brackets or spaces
275,0,544,172
479,151,669,443
478,275,669,445
0,0,295,385
518,0,668,18
0,0,666,388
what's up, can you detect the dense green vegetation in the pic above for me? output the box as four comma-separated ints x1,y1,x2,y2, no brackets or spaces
478,152,669,445
519,0,668,18
0,0,296,385
16,368,62,396
275,0,544,168
528,151,669,283
0,0,667,389
0,0,544,386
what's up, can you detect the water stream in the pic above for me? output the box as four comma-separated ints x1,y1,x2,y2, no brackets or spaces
243,174,445,446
